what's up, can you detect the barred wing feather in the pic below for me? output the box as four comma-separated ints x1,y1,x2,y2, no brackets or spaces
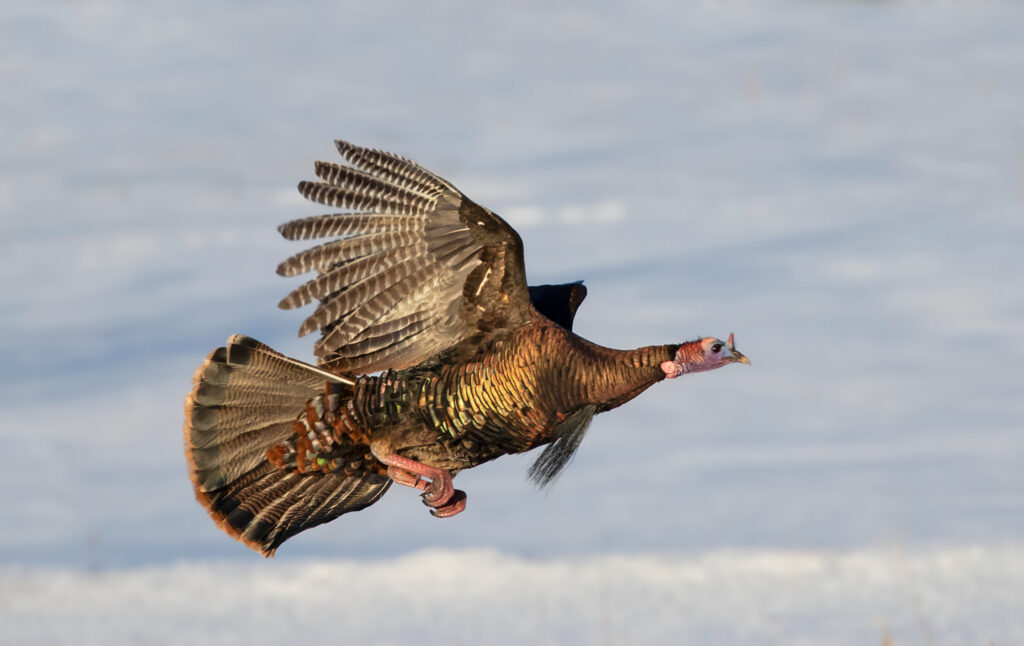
278,140,531,374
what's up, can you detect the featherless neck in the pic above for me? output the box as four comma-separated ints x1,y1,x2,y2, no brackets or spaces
668,339,705,374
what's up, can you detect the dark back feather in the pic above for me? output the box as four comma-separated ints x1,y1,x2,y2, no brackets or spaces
527,281,587,331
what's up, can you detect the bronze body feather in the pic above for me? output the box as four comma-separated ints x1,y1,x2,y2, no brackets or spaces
184,140,749,555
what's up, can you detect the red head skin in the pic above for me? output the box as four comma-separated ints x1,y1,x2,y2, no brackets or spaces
660,332,750,379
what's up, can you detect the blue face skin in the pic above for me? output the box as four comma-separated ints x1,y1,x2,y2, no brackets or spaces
660,335,749,379
705,334,750,367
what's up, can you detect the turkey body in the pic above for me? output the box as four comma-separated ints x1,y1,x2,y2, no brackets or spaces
343,311,672,473
184,140,747,555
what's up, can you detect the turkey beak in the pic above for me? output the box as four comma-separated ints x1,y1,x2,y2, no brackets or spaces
731,351,751,365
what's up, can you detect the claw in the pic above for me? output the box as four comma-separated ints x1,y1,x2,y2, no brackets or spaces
420,473,454,506
429,490,466,518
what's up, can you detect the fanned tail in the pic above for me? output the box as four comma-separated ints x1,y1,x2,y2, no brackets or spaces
184,335,390,556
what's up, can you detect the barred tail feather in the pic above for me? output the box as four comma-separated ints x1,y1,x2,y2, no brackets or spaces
184,335,390,556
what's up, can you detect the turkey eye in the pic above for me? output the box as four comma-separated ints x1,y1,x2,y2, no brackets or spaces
711,343,723,353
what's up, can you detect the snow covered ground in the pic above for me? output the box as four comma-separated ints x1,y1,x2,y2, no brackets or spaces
4,546,1024,645
3,0,1023,642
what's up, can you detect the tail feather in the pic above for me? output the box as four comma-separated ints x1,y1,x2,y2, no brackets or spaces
189,422,295,490
184,335,390,556
273,473,384,541
189,403,300,435
187,417,294,451
229,469,387,551
193,379,317,407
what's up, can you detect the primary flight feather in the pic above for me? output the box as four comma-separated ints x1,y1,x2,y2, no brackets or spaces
184,140,749,555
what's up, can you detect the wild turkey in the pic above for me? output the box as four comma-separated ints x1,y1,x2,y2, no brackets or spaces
184,140,750,556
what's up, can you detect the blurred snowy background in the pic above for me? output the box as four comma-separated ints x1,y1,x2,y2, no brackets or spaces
2,1,1022,643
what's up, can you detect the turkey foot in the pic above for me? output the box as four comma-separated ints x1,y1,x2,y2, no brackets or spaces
375,452,466,515
430,490,466,518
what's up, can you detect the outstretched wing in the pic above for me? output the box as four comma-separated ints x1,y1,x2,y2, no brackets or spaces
277,140,532,374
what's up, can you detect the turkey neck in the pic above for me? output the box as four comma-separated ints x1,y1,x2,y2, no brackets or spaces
559,334,678,413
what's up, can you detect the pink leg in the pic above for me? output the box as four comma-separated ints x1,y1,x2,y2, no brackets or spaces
374,452,467,517
387,466,428,491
